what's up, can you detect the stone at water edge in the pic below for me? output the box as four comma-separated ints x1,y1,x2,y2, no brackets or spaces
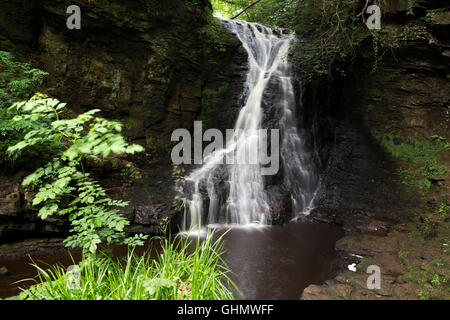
300,285,330,300
0,266,9,275
301,283,353,300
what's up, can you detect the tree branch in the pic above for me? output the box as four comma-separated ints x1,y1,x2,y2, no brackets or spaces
231,0,262,19
356,0,370,17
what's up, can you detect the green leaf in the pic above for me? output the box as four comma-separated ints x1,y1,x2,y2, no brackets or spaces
84,109,101,116
23,168,44,186
39,203,58,220
144,278,176,296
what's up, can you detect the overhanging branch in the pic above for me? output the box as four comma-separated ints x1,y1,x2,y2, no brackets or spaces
231,0,262,20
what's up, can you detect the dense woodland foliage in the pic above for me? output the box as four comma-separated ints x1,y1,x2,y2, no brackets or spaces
212,0,372,77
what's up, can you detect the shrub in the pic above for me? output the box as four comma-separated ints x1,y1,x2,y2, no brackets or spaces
7,94,147,253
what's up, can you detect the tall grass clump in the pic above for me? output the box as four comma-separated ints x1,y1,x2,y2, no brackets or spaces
15,230,237,300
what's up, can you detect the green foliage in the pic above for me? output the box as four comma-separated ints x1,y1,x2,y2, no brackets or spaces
419,159,447,181
17,230,237,300
212,0,298,25
379,134,449,163
212,0,294,22
286,0,367,77
0,51,48,163
213,0,370,78
199,8,229,56
416,202,449,240
120,162,142,183
0,51,47,108
399,235,450,300
417,216,439,240
7,94,147,253
438,202,449,218
211,0,247,18
409,257,449,300
406,0,417,17
376,133,448,195
396,167,431,194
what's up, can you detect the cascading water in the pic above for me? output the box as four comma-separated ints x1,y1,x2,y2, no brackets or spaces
182,20,319,229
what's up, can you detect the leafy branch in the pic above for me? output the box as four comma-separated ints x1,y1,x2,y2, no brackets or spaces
7,93,147,253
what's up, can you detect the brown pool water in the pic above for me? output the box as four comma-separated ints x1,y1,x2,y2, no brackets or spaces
0,221,343,300
213,221,344,300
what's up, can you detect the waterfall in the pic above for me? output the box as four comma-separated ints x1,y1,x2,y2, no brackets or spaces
182,20,319,229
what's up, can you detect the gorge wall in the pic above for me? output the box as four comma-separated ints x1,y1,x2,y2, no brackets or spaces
0,0,247,138
0,0,248,241
301,0,449,233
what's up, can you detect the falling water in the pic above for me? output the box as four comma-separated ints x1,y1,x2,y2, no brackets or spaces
182,20,319,229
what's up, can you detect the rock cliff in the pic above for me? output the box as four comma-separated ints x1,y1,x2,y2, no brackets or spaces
305,0,449,226
0,0,248,240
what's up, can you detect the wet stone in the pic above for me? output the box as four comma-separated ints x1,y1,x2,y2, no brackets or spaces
333,284,353,298
133,205,156,225
0,266,9,276
300,285,330,300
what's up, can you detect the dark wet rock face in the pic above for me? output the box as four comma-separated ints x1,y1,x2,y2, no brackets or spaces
302,80,405,223
0,0,248,139
0,173,69,242
0,0,249,240
300,0,449,300
301,0,449,225
266,185,292,225
133,205,162,226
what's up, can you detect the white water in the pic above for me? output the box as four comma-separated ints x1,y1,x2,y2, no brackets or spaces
182,20,319,229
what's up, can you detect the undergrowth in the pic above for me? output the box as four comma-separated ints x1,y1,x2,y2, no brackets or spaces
377,133,449,195
0,51,48,164
12,230,238,300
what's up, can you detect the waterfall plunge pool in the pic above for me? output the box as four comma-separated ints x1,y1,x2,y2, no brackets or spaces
199,221,344,300
0,221,343,300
